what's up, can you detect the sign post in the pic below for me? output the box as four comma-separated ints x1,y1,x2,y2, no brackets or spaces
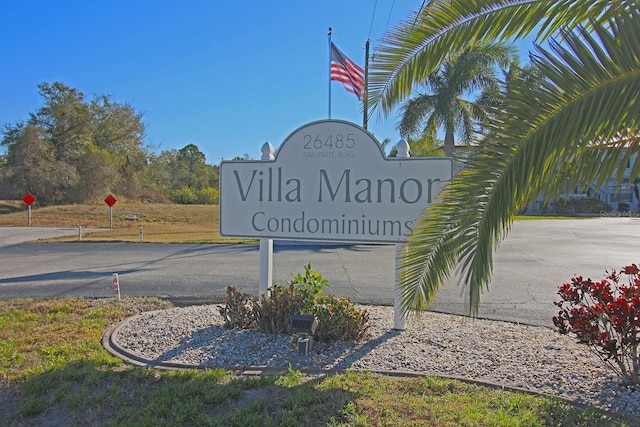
220,120,453,329
104,194,117,228
259,142,275,295
22,193,36,226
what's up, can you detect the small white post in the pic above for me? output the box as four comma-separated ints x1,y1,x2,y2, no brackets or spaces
259,141,275,296
27,205,31,226
139,226,144,241
78,226,82,241
394,138,410,330
113,273,121,300
109,206,113,229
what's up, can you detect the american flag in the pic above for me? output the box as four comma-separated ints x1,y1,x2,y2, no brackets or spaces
330,42,365,100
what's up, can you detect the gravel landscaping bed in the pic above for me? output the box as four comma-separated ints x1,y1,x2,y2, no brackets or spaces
110,304,640,419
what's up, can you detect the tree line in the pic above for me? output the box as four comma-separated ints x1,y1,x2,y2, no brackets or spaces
1,51,523,206
0,82,219,205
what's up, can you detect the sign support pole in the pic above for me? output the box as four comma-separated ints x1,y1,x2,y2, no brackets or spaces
259,142,275,296
27,206,31,226
394,244,408,330
393,138,411,330
259,239,273,295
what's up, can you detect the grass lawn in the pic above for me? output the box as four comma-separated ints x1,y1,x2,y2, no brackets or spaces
0,200,253,244
0,297,628,426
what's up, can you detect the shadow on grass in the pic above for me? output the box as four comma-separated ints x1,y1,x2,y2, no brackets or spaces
0,204,24,215
1,361,357,427
2,360,631,427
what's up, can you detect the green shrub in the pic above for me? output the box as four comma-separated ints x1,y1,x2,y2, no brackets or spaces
312,294,370,342
219,264,369,342
552,197,612,214
197,187,219,204
219,286,256,329
170,186,198,204
254,263,333,338
254,283,303,335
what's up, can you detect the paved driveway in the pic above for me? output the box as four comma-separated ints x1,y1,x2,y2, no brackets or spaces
0,226,99,246
1,218,639,327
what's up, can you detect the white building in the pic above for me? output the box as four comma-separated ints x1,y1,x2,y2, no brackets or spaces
449,145,639,214
526,151,639,213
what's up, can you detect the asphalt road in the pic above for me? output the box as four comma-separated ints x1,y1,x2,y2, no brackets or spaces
1,218,639,327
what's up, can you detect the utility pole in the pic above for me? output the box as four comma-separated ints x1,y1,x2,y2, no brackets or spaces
363,39,370,129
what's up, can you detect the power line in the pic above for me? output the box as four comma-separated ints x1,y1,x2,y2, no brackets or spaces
413,0,426,27
384,0,396,36
368,0,378,41
368,0,399,60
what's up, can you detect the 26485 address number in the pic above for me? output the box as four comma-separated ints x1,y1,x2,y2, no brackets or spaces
303,133,355,150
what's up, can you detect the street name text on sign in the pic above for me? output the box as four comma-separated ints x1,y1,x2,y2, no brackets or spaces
220,120,453,244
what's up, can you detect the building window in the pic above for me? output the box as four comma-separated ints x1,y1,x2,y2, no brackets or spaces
609,186,632,203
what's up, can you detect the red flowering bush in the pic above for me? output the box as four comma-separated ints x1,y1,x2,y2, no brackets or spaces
553,264,640,385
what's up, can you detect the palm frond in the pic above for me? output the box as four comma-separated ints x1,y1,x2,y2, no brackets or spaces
369,0,634,118
399,12,640,315
397,94,437,138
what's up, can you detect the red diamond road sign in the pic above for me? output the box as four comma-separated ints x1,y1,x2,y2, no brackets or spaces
104,194,117,207
22,193,36,206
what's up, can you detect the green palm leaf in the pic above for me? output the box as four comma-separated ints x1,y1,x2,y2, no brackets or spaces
399,12,640,316
368,0,635,119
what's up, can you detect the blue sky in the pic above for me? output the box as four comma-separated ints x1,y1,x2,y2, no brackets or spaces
1,1,536,164
1,1,426,163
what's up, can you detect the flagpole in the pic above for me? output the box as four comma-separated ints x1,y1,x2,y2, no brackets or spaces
328,27,332,119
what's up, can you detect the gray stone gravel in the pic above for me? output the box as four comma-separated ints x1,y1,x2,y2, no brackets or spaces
111,304,640,419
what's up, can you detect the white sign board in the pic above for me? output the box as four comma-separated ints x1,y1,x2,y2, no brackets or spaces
220,120,452,243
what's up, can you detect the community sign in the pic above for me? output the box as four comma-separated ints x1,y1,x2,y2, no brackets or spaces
220,120,452,244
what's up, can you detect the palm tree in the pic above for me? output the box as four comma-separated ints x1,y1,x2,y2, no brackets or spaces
476,58,540,118
367,1,640,316
397,43,515,155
